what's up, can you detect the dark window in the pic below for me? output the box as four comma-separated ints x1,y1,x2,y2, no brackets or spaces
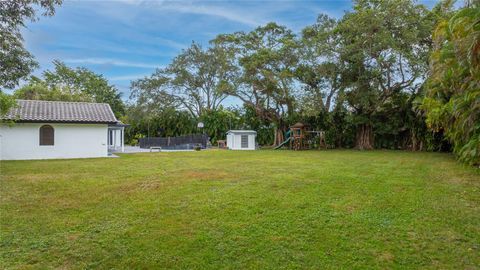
109,130,113,146
241,135,248,148
39,125,54,146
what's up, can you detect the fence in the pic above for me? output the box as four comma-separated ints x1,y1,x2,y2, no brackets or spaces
139,134,208,149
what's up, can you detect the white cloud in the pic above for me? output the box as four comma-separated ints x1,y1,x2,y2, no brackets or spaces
64,58,159,68
157,3,263,27
153,36,188,50
114,0,264,26
109,73,154,81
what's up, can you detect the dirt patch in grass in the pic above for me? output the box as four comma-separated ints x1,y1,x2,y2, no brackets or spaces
377,251,395,262
114,169,236,194
115,180,166,194
67,233,81,241
182,170,235,181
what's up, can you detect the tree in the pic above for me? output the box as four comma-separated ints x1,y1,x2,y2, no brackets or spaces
0,92,17,116
297,14,342,114
422,2,480,165
123,105,197,144
212,22,299,146
0,0,62,114
168,43,234,116
13,76,91,102
14,61,125,117
336,0,434,149
199,107,243,144
131,43,233,117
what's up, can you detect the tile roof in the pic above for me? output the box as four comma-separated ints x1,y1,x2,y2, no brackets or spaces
2,100,118,123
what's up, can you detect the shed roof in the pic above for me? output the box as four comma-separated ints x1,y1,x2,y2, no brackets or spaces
226,130,257,135
1,99,118,124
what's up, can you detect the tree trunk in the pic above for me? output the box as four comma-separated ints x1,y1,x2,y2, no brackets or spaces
411,131,418,151
355,124,374,150
336,132,343,148
272,127,285,147
273,128,277,147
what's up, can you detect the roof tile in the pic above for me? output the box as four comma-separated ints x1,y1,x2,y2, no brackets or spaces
2,100,118,123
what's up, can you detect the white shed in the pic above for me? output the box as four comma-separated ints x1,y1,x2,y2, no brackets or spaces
226,130,257,150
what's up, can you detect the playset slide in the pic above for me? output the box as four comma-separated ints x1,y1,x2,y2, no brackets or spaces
274,137,291,149
274,130,292,150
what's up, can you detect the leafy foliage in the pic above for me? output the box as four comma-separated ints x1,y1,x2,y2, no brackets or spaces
334,0,436,149
422,3,480,165
0,0,61,89
213,23,299,145
297,14,342,114
199,108,243,144
131,43,233,117
0,0,62,115
0,91,17,117
123,106,197,145
124,103,244,145
14,61,125,117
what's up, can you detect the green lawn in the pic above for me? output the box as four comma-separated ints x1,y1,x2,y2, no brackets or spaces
1,150,479,269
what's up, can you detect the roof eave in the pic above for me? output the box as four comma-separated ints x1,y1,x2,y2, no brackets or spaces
3,119,118,124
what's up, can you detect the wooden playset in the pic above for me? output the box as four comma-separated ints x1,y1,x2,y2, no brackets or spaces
275,122,326,150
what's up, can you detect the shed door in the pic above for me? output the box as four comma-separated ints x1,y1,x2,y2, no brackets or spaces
241,135,248,148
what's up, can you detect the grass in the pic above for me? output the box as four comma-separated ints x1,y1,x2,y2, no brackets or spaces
0,150,479,269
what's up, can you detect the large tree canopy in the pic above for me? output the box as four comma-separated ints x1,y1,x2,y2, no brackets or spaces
213,22,299,145
297,14,342,114
0,0,61,89
334,0,435,149
131,43,234,117
14,61,125,117
0,0,62,115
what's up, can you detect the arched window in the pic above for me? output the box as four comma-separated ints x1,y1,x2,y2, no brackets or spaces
39,125,54,146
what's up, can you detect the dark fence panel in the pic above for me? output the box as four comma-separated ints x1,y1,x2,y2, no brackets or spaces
139,134,208,149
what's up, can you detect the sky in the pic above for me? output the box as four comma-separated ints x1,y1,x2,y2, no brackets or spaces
22,0,442,100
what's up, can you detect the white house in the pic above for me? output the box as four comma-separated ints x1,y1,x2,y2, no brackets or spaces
0,100,126,160
226,130,257,150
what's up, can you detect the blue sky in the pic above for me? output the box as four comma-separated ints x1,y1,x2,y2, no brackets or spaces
23,0,441,100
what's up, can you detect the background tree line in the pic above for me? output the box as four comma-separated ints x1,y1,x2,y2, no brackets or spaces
1,0,478,165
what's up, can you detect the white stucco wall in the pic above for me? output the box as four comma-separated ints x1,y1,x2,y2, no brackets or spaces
227,133,256,150
0,123,108,160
